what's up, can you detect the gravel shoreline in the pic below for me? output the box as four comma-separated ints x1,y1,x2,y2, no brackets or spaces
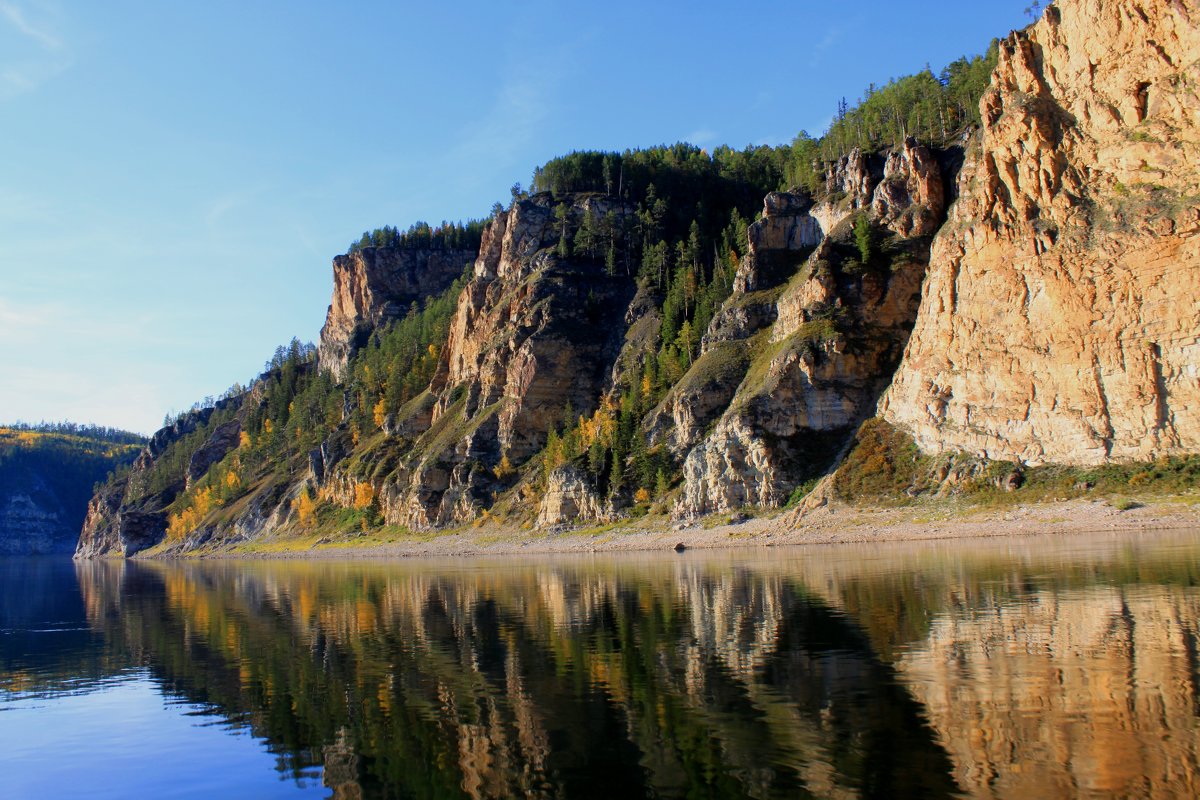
188,497,1200,560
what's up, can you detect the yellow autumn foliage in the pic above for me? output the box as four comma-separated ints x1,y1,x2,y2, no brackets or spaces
493,455,515,480
576,400,618,450
167,486,223,540
373,398,387,429
634,487,651,504
293,489,316,526
353,482,375,510
238,430,251,448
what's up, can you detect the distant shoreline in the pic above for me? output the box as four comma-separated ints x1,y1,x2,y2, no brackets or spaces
133,496,1200,560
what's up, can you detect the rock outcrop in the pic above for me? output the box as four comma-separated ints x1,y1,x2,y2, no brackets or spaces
73,0,1200,550
186,420,241,489
536,465,610,526
881,0,1200,465
321,194,637,529
318,246,476,379
75,402,236,558
678,139,948,515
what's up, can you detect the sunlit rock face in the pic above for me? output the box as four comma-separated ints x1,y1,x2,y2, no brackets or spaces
320,194,639,530
536,465,610,527
318,246,477,380
882,0,1200,464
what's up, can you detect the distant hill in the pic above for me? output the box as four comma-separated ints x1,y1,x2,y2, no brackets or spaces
0,425,144,555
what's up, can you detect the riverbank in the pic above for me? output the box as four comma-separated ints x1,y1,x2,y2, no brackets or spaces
193,494,1200,560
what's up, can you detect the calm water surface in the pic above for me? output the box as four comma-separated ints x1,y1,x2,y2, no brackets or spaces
2,531,1199,799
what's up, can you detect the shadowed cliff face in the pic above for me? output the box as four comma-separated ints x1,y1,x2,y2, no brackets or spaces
882,0,1200,464
75,400,241,558
674,139,949,516
0,431,141,556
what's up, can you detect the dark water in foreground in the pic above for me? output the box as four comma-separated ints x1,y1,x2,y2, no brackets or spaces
2,532,1199,799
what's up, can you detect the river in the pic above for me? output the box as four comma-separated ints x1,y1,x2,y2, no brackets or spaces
2,531,1199,798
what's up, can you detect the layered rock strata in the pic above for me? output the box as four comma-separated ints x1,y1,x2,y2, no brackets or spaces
0,476,73,555
319,194,637,529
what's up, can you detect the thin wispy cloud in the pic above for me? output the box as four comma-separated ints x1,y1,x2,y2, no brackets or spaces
684,128,717,146
205,187,262,227
449,70,554,167
808,27,841,67
0,0,61,50
0,0,71,99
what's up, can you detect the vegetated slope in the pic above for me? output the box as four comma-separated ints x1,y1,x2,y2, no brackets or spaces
0,425,143,554
77,0,1200,557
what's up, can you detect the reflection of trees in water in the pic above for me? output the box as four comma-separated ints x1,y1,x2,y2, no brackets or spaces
57,536,1200,799
73,560,960,799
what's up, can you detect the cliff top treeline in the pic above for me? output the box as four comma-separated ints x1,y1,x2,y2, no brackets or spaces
348,219,488,255
531,45,997,200
353,45,999,262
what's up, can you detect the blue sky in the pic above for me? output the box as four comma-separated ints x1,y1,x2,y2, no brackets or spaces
0,0,1032,434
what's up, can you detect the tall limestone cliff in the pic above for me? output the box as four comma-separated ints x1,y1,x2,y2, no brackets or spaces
318,194,636,529
318,246,476,379
72,0,1200,553
881,0,1200,464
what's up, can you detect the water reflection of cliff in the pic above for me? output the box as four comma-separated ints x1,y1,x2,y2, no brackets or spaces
897,586,1200,799
785,536,1200,800
67,533,1200,799
74,558,958,799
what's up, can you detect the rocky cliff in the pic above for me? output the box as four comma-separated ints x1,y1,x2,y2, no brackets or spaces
74,401,239,558
318,194,637,530
318,246,476,379
73,0,1200,553
676,139,949,515
881,0,1200,464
